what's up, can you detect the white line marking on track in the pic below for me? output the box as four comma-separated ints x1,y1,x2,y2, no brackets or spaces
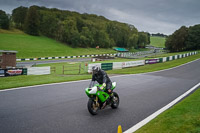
124,82,200,133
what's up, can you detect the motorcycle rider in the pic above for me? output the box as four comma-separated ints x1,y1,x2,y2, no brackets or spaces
89,65,112,108
89,65,112,93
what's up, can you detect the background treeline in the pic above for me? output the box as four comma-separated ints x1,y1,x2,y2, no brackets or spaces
0,5,150,49
165,25,200,52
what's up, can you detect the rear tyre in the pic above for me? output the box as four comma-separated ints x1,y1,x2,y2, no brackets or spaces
111,92,120,109
87,99,99,115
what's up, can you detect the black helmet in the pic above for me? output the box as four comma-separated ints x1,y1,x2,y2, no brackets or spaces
92,65,100,74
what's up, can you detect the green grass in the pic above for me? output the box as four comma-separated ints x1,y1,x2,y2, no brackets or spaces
150,36,166,48
0,32,116,59
135,87,200,133
0,52,199,90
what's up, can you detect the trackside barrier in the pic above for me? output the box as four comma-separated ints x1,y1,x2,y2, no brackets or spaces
27,66,50,75
122,60,145,68
158,51,198,63
16,53,117,62
101,63,113,71
88,60,145,73
145,59,159,64
87,51,198,72
0,68,26,77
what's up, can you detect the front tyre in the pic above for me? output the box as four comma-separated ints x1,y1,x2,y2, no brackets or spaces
87,99,99,115
111,92,120,109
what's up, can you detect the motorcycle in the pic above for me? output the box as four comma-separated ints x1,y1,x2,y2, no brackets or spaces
85,82,119,115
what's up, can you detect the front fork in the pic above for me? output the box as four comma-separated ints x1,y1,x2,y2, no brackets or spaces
94,96,100,108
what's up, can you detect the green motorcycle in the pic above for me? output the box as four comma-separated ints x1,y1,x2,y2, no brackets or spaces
85,82,119,115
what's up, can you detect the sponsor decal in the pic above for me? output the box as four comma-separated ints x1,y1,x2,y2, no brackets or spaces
6,69,22,76
122,60,145,68
145,59,159,64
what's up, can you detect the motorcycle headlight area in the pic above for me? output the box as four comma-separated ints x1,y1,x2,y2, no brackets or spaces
89,86,98,94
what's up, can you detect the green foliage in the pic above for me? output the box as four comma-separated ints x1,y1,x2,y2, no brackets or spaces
10,5,150,48
186,24,200,50
165,25,200,52
24,6,40,35
12,6,28,30
138,32,148,48
127,34,138,50
0,10,9,29
165,26,188,52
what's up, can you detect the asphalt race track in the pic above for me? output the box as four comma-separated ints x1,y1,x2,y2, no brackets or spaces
1,59,200,133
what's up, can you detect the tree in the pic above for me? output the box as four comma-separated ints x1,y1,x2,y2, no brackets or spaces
62,18,80,46
12,5,142,48
146,32,151,44
127,34,138,50
165,35,173,51
80,27,94,47
94,30,110,48
138,32,148,48
24,6,40,35
165,26,188,52
12,6,28,30
0,10,9,29
39,11,59,38
186,24,200,50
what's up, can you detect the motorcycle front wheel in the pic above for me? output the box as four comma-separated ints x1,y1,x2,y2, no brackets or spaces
87,98,99,115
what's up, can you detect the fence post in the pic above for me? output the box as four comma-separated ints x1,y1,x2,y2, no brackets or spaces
63,65,64,75
79,64,81,74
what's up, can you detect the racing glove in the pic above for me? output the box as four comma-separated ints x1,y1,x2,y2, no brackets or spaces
100,83,106,90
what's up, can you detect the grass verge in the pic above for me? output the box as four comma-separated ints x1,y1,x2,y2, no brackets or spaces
135,87,200,133
0,53,199,90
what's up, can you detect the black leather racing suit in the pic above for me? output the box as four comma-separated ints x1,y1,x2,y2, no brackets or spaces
89,69,112,93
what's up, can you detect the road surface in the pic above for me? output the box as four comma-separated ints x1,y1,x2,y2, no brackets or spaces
1,59,199,133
